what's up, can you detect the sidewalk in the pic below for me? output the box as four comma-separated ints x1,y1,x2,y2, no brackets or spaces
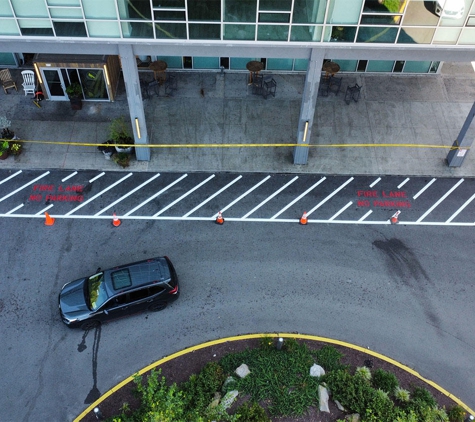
1,62,475,177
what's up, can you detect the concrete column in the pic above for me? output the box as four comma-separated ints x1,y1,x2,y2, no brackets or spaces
293,48,325,165
446,101,475,167
118,44,150,161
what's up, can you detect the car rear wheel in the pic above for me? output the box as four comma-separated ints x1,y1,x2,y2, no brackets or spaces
81,320,101,330
148,302,167,312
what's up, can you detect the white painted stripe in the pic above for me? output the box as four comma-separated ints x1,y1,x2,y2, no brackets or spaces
358,210,373,221
271,177,326,219
369,177,381,188
65,173,133,215
0,171,50,203
329,201,353,221
416,178,464,222
413,178,436,200
6,204,24,214
398,178,410,189
154,174,215,217
36,204,54,215
1,213,474,226
89,172,105,183
307,177,354,217
446,192,475,223
95,173,161,216
62,171,77,182
0,170,22,185
125,174,188,216
241,176,298,219
183,175,242,217
214,175,271,217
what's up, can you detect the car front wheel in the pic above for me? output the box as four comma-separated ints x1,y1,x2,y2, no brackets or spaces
148,302,167,312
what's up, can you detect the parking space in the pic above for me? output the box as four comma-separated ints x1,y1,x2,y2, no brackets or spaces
0,170,474,225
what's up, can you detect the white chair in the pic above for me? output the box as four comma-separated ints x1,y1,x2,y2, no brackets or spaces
21,70,35,96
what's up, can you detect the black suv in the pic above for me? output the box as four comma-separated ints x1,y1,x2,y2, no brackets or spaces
59,256,179,329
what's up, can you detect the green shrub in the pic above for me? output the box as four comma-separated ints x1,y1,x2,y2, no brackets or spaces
180,362,225,415
372,368,399,394
394,387,411,403
313,345,348,372
447,405,466,422
411,386,437,408
235,401,271,422
355,366,372,382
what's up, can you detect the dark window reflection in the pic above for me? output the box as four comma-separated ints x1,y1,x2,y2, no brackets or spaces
187,0,221,21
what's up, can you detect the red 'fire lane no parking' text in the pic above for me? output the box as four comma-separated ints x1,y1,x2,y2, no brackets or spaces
29,184,84,202
356,190,411,208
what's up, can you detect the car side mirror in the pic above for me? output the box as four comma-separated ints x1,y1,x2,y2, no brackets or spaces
104,309,109,315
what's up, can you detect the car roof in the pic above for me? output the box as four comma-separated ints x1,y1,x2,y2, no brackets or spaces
103,257,171,296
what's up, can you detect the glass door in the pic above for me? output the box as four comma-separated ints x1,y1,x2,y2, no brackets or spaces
42,68,68,100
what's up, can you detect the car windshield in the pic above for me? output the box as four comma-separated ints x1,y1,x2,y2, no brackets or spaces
87,272,108,311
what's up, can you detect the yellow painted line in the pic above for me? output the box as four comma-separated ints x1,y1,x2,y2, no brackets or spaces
74,332,474,421
1,139,465,150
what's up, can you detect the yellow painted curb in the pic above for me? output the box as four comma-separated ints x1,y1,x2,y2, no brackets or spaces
74,333,474,421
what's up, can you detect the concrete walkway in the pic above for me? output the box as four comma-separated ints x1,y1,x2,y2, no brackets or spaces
1,62,475,177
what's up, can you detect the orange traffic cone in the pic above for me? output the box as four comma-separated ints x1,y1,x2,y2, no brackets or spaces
112,212,121,227
45,212,55,226
299,211,308,225
215,211,224,225
390,210,401,224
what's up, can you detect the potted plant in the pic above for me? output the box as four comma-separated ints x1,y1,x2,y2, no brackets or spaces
0,140,9,160
10,142,22,156
109,116,134,153
0,116,14,140
66,82,83,110
113,152,131,168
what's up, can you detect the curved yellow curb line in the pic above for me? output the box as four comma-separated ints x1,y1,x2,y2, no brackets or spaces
74,333,474,421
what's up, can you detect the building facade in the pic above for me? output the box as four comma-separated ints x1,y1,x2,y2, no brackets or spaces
1,0,475,163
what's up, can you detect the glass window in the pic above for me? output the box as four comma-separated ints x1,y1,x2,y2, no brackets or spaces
154,10,186,20
438,0,470,26
87,272,108,310
363,0,405,13
187,0,220,21
267,58,293,70
49,8,83,19
292,0,325,23
327,0,363,24
83,0,117,19
87,21,120,37
327,26,357,42
334,59,357,71
230,57,259,70
224,0,256,22
432,26,461,43
189,23,220,39
128,288,151,302
293,58,308,71
398,27,435,43
459,27,475,44
156,55,182,68
153,0,185,7
403,60,431,73
0,52,17,65
0,20,20,35
259,0,292,11
111,269,132,290
366,60,394,72
47,0,80,5
121,21,153,38
467,16,475,26
356,26,398,42
155,22,186,38
193,56,220,68
290,25,322,41
12,0,48,17
0,0,14,17
19,19,54,36
402,0,439,26
257,24,289,40
53,21,87,36
119,0,152,20
360,15,401,25
224,24,255,40
259,13,290,23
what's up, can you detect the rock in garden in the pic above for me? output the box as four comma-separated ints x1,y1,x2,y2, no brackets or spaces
345,414,360,422
310,363,325,377
318,385,330,413
335,399,346,411
235,363,250,378
209,392,221,408
220,390,238,409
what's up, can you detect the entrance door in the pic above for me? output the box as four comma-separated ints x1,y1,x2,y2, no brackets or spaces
42,68,68,100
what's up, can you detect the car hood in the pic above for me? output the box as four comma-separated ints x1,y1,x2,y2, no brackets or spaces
59,278,90,316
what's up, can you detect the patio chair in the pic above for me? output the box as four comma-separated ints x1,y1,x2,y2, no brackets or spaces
21,70,36,96
0,69,17,94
